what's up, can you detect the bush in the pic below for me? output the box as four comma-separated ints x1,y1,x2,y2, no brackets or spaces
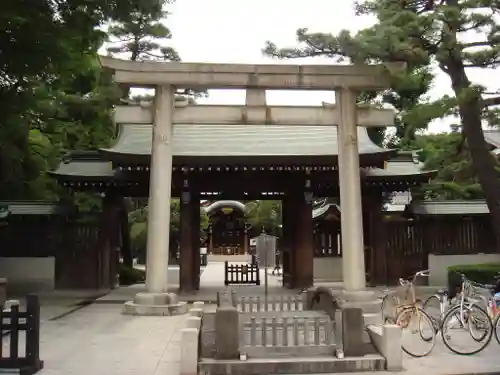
118,264,146,286
447,263,500,297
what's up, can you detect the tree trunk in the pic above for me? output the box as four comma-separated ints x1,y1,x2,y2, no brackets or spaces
447,62,500,250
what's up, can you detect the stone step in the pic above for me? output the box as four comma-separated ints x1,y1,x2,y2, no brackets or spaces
245,345,336,358
340,299,382,314
199,354,386,375
363,312,382,326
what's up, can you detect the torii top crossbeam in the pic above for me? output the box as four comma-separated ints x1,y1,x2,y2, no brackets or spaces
99,56,404,90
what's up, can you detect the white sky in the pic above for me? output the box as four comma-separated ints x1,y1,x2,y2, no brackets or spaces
144,0,500,133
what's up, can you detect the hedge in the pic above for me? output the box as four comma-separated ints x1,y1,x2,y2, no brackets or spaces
118,264,146,286
447,263,500,296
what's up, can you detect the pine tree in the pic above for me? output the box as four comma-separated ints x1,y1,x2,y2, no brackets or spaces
106,0,202,101
264,0,500,244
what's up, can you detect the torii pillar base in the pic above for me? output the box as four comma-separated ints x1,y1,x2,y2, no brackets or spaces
122,292,188,316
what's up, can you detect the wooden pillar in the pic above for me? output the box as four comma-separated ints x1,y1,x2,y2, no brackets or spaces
365,190,386,285
281,197,294,288
243,224,249,254
191,193,201,290
292,194,314,289
180,182,195,293
97,194,119,289
118,197,133,268
208,224,213,254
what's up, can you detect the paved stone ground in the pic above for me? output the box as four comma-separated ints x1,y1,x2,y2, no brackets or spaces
6,261,499,375
4,303,188,375
3,295,499,375
97,261,439,304
16,302,500,375
133,264,207,286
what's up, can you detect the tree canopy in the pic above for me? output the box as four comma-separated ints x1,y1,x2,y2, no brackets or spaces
264,0,500,239
0,0,161,199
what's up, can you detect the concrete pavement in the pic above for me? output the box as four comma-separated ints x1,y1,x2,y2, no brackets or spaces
22,302,500,375
26,304,188,375
6,261,500,375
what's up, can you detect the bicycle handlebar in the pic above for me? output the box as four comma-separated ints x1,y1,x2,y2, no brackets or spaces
415,270,430,277
398,270,429,286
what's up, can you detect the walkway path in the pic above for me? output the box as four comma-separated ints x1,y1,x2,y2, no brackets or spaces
28,304,187,375
18,301,500,375
2,291,498,375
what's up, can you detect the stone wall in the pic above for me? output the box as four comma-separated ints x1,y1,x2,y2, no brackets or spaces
0,257,55,293
313,257,342,281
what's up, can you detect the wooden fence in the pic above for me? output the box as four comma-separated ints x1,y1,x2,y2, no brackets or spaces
0,294,43,375
224,262,260,286
314,215,498,284
375,216,498,284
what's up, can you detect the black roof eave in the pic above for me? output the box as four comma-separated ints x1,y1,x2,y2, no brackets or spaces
364,170,437,182
98,149,397,167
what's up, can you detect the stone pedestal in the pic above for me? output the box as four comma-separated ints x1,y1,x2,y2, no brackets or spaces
122,292,187,316
215,305,240,359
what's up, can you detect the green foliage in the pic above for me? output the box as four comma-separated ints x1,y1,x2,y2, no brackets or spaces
245,200,282,237
106,2,180,62
118,263,145,285
263,29,437,147
412,132,483,199
448,263,500,292
0,0,186,209
106,0,205,100
128,200,209,254
0,0,147,200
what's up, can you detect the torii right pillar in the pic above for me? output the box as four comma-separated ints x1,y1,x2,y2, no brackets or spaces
336,87,378,316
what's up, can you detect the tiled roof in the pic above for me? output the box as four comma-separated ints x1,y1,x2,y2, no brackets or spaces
0,201,70,216
100,123,390,157
409,200,489,215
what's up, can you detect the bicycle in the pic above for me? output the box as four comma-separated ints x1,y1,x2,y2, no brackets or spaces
381,270,436,357
484,274,500,345
381,270,428,321
439,274,493,355
422,287,455,333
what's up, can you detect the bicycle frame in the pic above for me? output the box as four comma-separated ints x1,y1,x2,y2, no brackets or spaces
451,277,490,329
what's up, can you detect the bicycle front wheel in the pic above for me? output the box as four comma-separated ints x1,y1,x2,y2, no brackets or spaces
441,304,493,355
381,294,399,323
493,311,500,345
396,307,436,357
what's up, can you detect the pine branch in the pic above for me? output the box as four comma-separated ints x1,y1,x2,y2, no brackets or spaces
483,96,500,107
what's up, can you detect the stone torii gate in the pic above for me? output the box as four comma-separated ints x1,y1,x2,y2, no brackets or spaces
100,56,401,315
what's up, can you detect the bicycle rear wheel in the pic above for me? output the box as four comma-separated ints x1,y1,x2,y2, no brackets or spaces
396,307,436,357
441,304,493,355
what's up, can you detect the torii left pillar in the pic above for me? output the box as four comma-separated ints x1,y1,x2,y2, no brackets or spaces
336,87,378,320
122,85,187,315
